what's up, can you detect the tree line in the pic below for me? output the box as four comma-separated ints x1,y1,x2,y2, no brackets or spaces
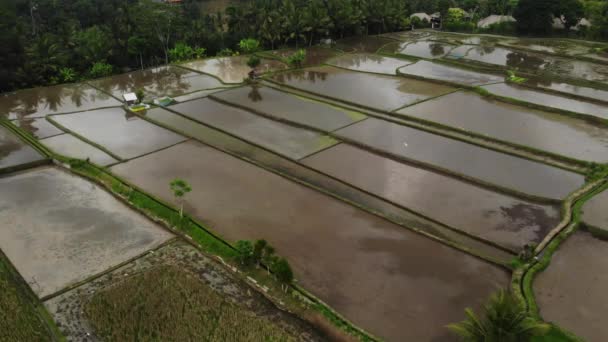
1,0,607,92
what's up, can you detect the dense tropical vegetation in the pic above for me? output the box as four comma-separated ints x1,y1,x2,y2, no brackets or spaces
1,0,607,92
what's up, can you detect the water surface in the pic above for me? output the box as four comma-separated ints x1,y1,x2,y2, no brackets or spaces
271,66,455,111
335,118,584,199
582,189,608,231
12,118,63,139
334,36,394,53
396,41,455,59
398,91,608,162
51,107,187,159
41,134,118,166
398,60,504,85
530,80,608,103
0,125,44,170
328,53,412,75
180,56,287,83
272,46,340,66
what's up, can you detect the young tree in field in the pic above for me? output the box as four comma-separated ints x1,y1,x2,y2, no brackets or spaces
272,257,294,292
236,240,254,266
261,245,276,274
554,0,584,31
169,178,191,218
252,239,268,267
286,49,306,68
448,290,550,341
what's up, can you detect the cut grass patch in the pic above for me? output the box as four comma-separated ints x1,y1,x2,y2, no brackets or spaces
85,265,297,341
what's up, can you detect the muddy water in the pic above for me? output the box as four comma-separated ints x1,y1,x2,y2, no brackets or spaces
12,118,63,139
464,46,549,69
334,118,584,199
546,59,608,83
0,126,44,170
270,66,455,111
51,107,187,159
398,91,608,162
41,134,118,166
531,80,608,103
582,189,608,231
0,167,173,297
328,53,412,75
398,60,504,85
396,41,455,59
272,46,340,66
0,83,121,120
168,98,338,159
180,56,287,84
110,140,509,341
334,36,394,53
482,83,608,119
535,231,608,342
303,144,561,250
88,66,223,101
445,45,475,59
211,86,366,131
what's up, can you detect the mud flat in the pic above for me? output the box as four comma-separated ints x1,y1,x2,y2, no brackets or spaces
582,189,608,233
111,140,509,342
0,125,45,171
180,56,287,83
0,167,174,298
0,83,121,120
270,66,455,111
51,107,187,160
45,241,321,341
168,98,338,160
398,91,608,163
334,118,584,200
12,118,63,139
302,144,560,251
535,230,608,342
398,60,504,85
88,66,224,101
41,134,118,166
211,86,367,131
482,83,608,120
327,53,412,75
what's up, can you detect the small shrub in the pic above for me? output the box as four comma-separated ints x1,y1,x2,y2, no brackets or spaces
59,67,77,82
169,42,206,62
287,49,306,68
272,257,293,291
239,38,260,54
89,62,113,78
236,240,254,266
247,55,261,69
135,89,145,103
507,70,527,83
217,48,235,57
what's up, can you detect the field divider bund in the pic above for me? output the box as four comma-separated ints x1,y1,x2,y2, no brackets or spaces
261,77,591,171
135,104,515,264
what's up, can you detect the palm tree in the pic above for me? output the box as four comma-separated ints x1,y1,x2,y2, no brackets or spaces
448,290,550,342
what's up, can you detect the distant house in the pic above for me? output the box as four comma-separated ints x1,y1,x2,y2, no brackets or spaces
477,15,516,29
553,16,592,30
430,12,442,29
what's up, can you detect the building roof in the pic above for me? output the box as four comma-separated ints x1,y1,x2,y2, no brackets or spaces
123,92,138,102
477,15,516,28
410,13,431,21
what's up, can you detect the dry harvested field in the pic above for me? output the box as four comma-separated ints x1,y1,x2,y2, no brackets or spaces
2,29,608,341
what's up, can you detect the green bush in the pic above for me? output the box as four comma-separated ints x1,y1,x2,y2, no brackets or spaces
286,49,306,68
169,42,206,62
59,67,77,82
246,55,261,69
89,62,113,78
239,38,260,54
217,48,236,57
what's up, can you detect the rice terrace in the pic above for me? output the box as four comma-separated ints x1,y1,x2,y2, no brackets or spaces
1,0,608,341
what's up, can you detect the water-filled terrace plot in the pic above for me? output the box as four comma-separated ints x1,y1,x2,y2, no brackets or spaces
110,140,509,342
180,56,287,84
397,60,504,86
88,66,224,101
269,66,455,111
50,107,187,160
0,83,121,120
333,35,395,53
332,118,584,200
384,40,456,59
270,46,340,67
327,53,413,75
40,134,118,166
210,85,367,131
12,118,63,139
0,167,174,298
481,83,608,120
581,189,608,234
528,80,608,103
397,91,608,163
0,125,45,171
167,97,338,160
301,143,561,251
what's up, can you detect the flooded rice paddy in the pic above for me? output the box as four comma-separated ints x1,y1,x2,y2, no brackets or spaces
271,46,340,66
88,66,224,101
270,66,455,111
180,56,287,83
110,140,509,341
168,97,338,159
582,189,608,231
302,144,561,250
334,35,395,53
481,83,608,120
531,81,608,103
392,41,456,59
334,118,584,200
398,91,608,162
0,125,44,170
51,107,187,160
0,83,121,120
12,118,63,139
535,230,608,342
0,167,173,297
41,134,118,166
398,60,504,85
211,85,367,131
327,53,412,75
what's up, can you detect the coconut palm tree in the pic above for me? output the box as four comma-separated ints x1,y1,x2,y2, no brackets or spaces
448,290,550,342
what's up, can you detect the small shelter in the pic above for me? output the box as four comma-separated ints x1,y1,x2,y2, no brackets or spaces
430,13,441,29
123,92,138,105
